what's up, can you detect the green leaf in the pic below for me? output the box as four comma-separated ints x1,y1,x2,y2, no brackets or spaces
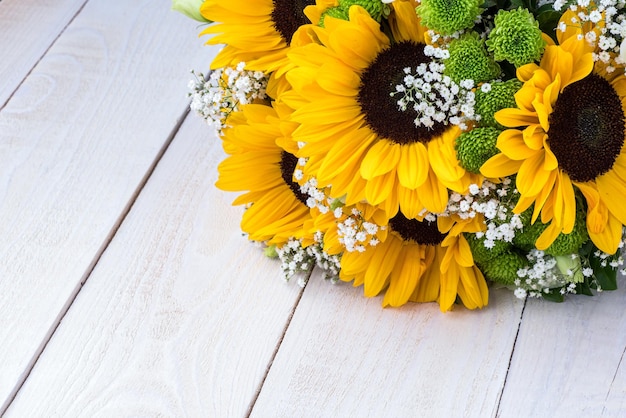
576,281,594,296
536,10,561,39
590,256,618,290
510,0,526,9
542,289,564,302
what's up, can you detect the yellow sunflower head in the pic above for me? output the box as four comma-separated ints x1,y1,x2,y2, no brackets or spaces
481,22,626,255
200,0,321,73
339,209,488,311
287,5,480,221
215,102,313,247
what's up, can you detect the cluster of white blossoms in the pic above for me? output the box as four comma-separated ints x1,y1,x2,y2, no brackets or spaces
336,207,385,253
391,60,477,131
443,178,523,249
514,250,575,298
307,232,342,282
188,62,268,136
274,237,341,285
554,0,626,72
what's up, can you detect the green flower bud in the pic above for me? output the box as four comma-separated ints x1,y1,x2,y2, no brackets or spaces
416,0,482,35
171,0,210,23
486,8,546,67
444,32,501,84
554,254,584,283
264,244,279,258
475,79,522,129
455,127,501,174
481,250,528,285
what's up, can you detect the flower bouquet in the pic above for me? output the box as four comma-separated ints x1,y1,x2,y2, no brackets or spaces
175,0,626,311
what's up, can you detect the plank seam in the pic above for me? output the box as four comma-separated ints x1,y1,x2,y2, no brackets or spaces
244,267,313,417
494,297,528,418
601,343,626,416
0,104,193,415
0,0,90,111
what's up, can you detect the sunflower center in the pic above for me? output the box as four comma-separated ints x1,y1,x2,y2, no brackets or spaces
271,0,316,46
280,151,308,205
548,74,625,182
388,212,445,245
357,41,448,145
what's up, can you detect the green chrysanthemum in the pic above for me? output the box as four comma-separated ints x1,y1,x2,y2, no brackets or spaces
444,32,501,84
340,0,385,21
455,126,501,174
466,232,510,265
416,0,482,35
481,250,528,285
486,8,546,67
320,6,350,26
474,79,522,128
514,205,590,256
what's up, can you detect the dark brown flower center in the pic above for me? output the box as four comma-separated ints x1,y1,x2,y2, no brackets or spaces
271,0,316,46
388,211,445,245
358,41,448,145
280,151,308,205
548,73,625,182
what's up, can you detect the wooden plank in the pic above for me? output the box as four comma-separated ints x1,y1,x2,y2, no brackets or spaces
497,276,626,417
0,0,88,107
0,0,209,409
251,270,525,417
4,115,305,417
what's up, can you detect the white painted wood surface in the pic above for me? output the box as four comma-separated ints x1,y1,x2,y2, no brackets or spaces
0,0,87,107
0,0,207,411
5,115,305,418
2,1,626,417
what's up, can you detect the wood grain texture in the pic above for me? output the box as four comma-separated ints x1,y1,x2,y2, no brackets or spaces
497,276,626,417
252,270,525,417
0,0,87,107
0,0,208,409
5,115,305,418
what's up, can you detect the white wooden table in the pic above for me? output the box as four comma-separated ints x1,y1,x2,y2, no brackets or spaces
2,1,626,416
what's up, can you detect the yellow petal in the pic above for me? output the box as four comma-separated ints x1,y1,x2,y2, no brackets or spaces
480,153,523,178
397,142,429,189
384,244,424,307
410,246,440,303
516,153,554,196
365,170,397,205
535,221,562,250
494,108,540,127
363,238,403,297
597,170,626,226
588,212,623,254
498,129,538,160
360,141,401,179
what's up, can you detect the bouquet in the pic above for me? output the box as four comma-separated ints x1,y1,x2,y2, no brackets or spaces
174,0,626,311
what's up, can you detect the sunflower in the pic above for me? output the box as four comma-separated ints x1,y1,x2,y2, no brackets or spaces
215,101,313,246
480,11,626,254
338,210,488,311
200,0,335,75
285,6,479,219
